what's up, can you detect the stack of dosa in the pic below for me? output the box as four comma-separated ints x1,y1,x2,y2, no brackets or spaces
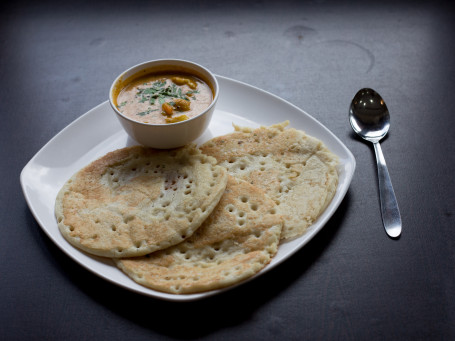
55,121,339,294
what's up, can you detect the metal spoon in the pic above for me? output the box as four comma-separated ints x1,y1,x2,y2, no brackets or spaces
349,88,402,238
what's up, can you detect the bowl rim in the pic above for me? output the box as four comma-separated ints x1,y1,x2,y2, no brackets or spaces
109,59,219,127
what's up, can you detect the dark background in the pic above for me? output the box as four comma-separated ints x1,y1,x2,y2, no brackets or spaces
1,0,454,340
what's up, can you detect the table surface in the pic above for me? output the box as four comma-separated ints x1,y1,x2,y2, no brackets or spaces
2,0,454,339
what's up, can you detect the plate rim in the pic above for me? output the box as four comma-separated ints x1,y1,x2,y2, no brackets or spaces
20,74,356,302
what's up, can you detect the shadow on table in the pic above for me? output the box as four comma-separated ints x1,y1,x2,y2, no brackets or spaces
27,192,351,339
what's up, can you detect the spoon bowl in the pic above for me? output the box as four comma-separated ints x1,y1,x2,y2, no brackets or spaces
349,88,390,142
349,88,402,238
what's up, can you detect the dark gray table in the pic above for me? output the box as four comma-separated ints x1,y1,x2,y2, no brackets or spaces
2,0,454,339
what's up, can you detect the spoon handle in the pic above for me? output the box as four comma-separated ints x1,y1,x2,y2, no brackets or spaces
373,142,402,238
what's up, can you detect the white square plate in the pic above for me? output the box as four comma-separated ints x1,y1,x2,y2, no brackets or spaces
20,75,355,301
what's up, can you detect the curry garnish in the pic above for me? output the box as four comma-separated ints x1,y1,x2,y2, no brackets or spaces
136,81,192,106
137,108,159,116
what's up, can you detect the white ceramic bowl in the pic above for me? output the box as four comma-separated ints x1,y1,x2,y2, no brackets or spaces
109,59,219,149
